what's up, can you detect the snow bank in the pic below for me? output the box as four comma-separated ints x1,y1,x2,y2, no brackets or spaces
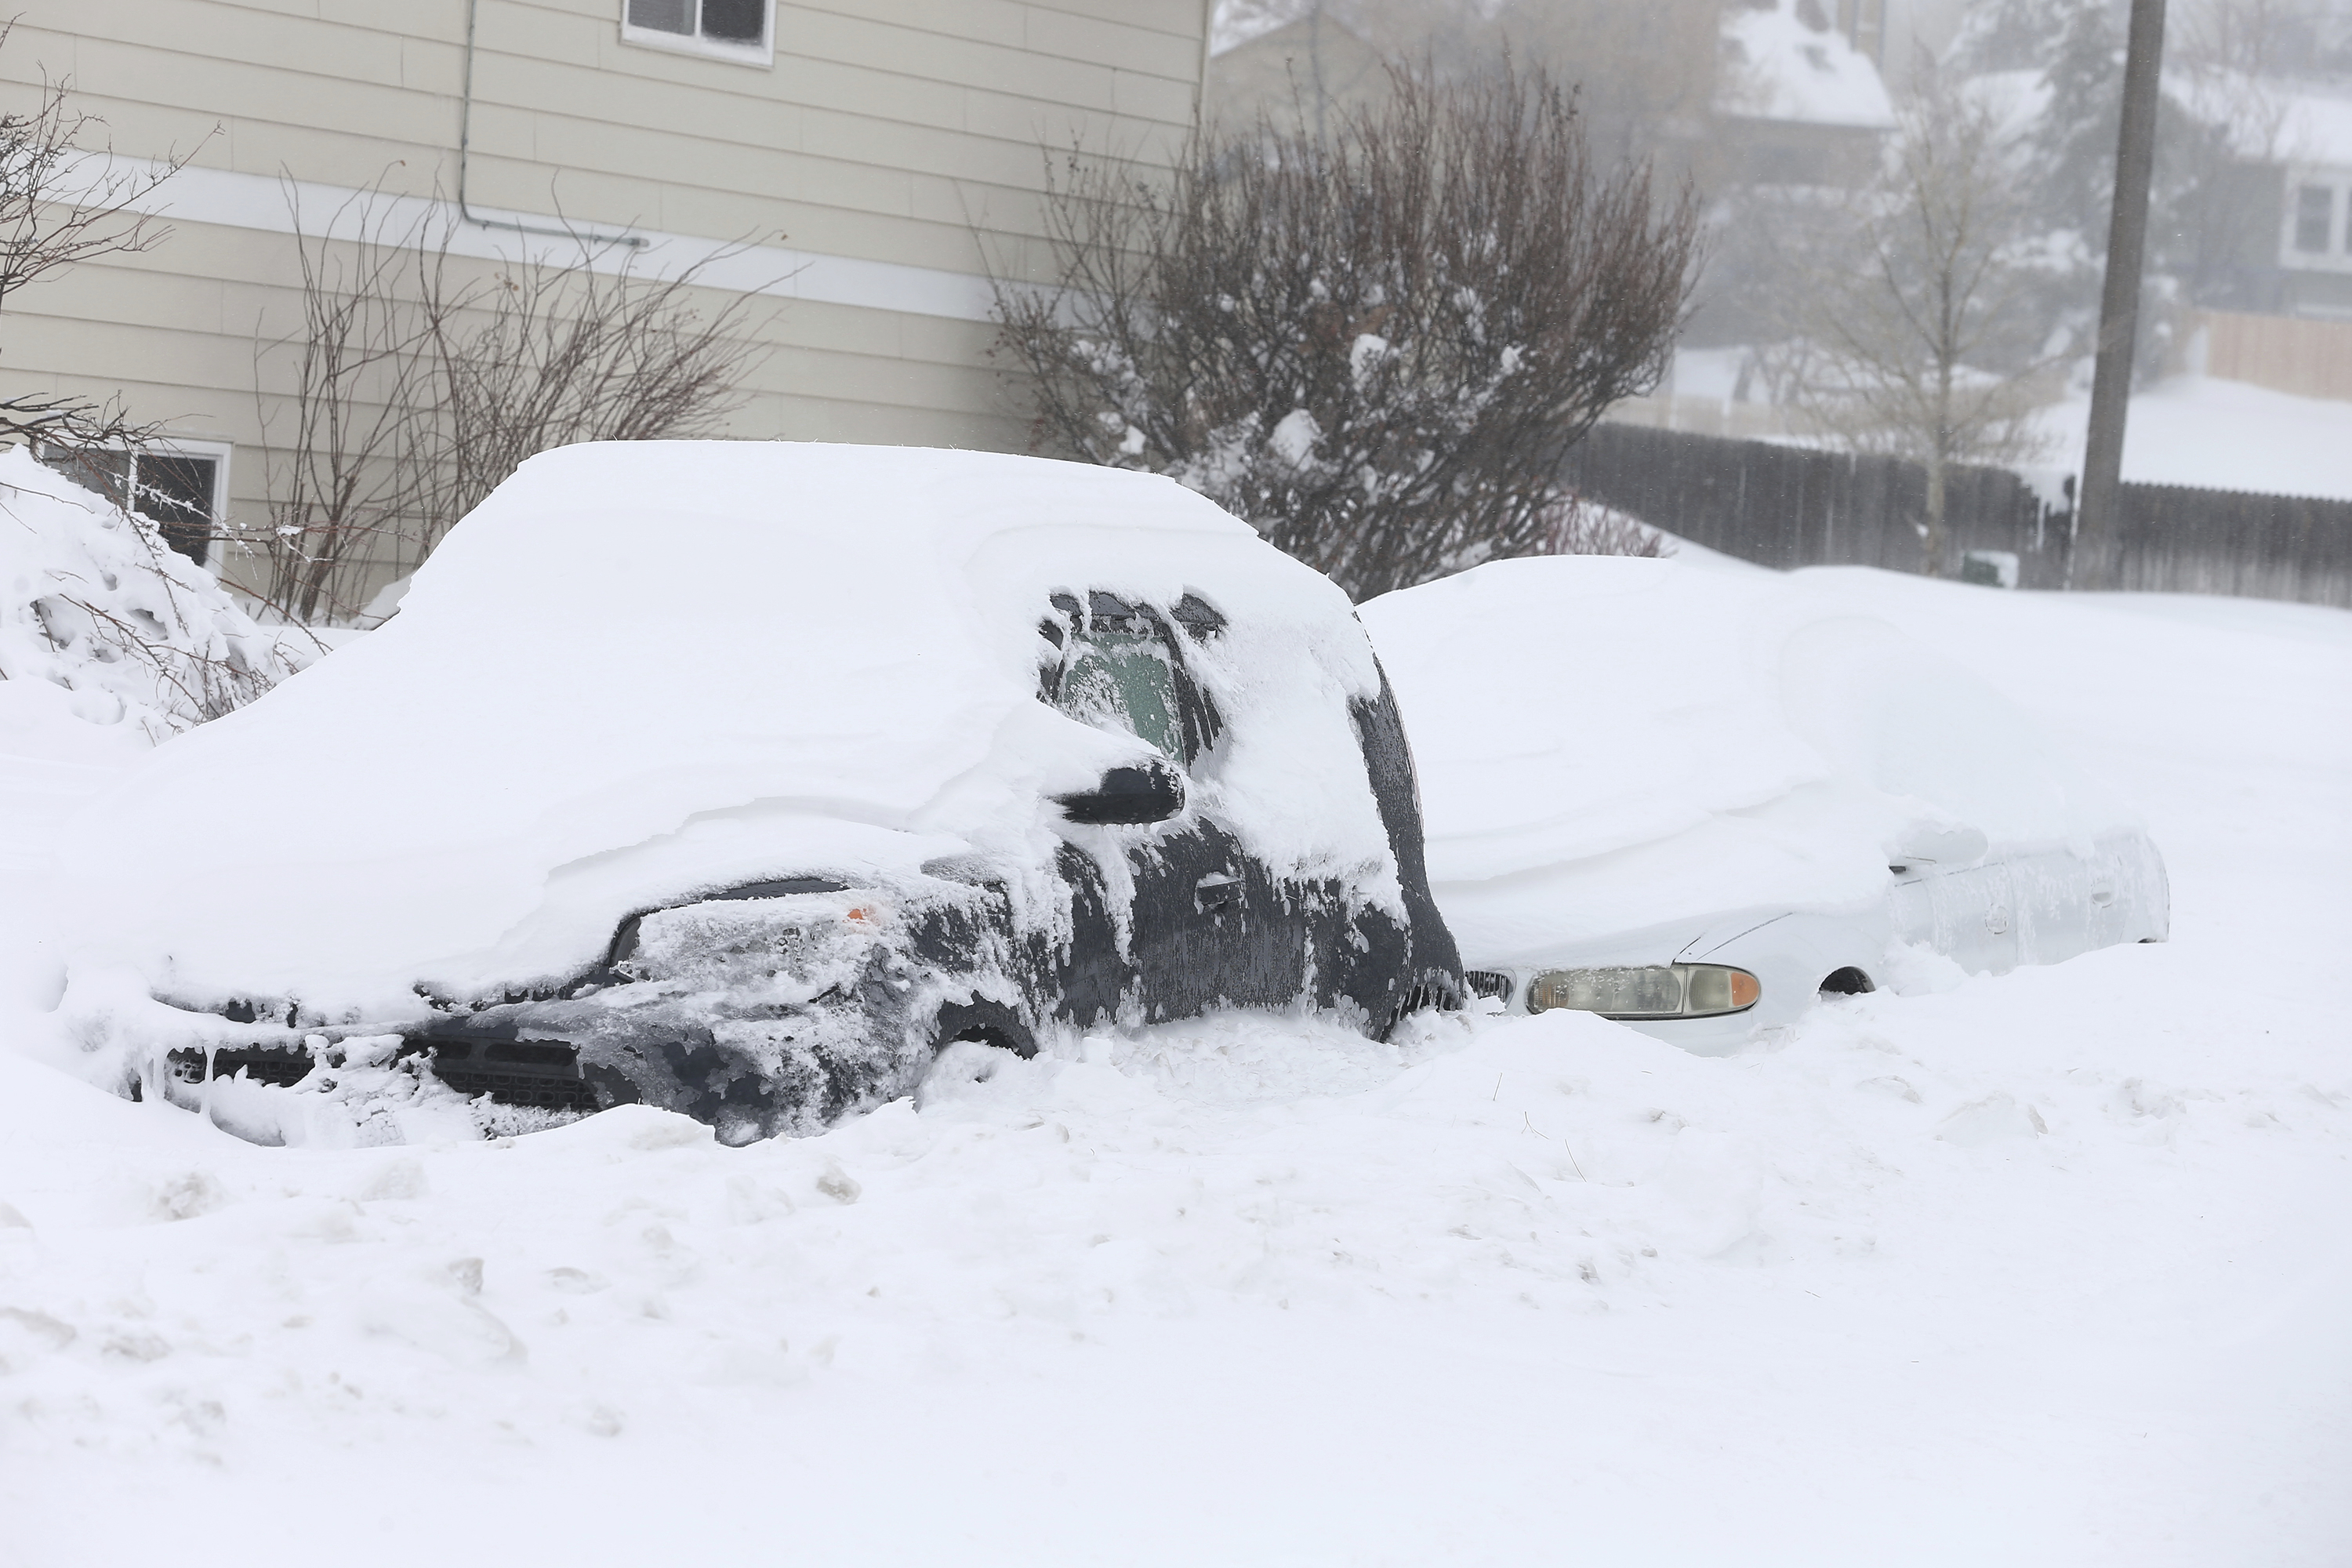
50,443,1395,1020
1360,555,2131,961
2,549,2347,1564
0,447,292,756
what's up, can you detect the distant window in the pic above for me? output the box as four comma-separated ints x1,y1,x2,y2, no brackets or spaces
36,443,227,568
2294,184,2335,253
622,0,771,61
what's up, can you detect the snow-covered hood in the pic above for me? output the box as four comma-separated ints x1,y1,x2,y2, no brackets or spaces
1359,555,2138,967
56,443,1393,1013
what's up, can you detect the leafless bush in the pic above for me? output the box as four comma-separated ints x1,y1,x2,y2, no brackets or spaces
990,62,1697,601
0,24,199,454
254,189,435,625
249,194,774,623
414,223,773,558
44,587,282,727
1540,491,1664,559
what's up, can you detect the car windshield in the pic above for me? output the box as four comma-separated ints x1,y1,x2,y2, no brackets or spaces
1055,628,1184,760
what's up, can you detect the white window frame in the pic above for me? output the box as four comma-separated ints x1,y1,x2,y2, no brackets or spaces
39,437,234,573
2280,165,2352,274
619,0,775,67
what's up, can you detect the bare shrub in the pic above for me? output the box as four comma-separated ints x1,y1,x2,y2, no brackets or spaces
3,454,297,738
1541,491,1664,559
249,194,774,624
255,189,436,626
414,223,773,559
989,62,1697,601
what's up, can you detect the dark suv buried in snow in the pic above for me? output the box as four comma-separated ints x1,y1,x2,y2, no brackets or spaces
71,444,1461,1145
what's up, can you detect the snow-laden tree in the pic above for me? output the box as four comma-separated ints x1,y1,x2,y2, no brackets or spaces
990,63,1697,601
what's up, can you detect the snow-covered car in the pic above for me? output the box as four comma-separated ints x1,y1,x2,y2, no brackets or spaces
1359,554,2168,1053
53,443,1462,1143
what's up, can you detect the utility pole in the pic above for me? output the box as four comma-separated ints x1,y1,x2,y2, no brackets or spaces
2073,0,2167,590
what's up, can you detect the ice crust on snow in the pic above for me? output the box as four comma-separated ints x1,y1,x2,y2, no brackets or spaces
1360,554,2134,963
52,442,1399,1023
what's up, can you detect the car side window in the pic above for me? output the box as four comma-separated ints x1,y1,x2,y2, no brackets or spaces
1042,591,1200,763
1041,591,1231,768
1056,629,1184,760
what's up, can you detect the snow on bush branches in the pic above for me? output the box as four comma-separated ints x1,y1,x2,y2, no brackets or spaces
0,446,295,742
991,64,1696,601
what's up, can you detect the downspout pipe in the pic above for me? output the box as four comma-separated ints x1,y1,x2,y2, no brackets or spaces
460,0,645,249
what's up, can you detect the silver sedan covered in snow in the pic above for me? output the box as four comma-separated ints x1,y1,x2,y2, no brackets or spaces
1360,554,2169,1052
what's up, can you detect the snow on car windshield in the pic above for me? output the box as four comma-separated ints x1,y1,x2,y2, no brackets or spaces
1359,554,2138,960
54,443,1398,1017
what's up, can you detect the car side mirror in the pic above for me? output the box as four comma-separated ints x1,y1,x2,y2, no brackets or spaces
1888,822,1989,873
1057,760,1185,826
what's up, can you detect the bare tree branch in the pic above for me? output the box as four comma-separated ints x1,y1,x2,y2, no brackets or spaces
1770,64,2056,575
0,21,205,451
243,191,779,624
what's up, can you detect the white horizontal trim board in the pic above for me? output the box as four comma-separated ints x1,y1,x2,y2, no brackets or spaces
94,159,1004,324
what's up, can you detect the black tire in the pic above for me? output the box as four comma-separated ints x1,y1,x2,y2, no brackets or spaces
928,997,1038,1059
1380,975,1462,1040
1819,967,1875,996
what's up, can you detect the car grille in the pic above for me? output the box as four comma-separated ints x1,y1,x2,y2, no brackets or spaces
1463,969,1514,1004
424,1037,600,1112
166,1045,315,1088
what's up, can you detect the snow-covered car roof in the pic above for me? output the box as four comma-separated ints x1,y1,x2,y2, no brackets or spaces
1359,554,2140,966
59,443,1396,1014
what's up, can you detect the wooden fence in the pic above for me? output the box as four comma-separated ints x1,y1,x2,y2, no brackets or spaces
1559,423,2352,608
2183,309,2352,403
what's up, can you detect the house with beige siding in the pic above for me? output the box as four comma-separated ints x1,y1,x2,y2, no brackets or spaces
0,0,1211,607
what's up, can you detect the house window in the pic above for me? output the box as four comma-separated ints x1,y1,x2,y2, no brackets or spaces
2294,184,2336,253
622,0,771,63
36,442,228,568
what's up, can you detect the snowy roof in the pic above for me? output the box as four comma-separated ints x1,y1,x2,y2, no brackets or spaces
2277,85,2352,167
1211,0,1322,58
57,443,1394,1013
1719,1,1896,130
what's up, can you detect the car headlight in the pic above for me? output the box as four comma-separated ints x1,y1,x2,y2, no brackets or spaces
1526,964,1761,1020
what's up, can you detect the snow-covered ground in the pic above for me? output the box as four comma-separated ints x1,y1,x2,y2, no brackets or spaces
2,567,2348,1566
1668,350,2352,504
2032,374,2352,502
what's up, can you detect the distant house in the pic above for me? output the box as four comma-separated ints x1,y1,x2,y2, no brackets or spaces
1205,9,1385,131
0,2,1212,604
1715,0,1897,188
2259,88,2352,318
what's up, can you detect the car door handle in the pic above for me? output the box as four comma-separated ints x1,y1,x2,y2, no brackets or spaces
1196,873,1240,915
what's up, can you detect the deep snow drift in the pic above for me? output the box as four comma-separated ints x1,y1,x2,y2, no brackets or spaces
1,561,2347,1566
